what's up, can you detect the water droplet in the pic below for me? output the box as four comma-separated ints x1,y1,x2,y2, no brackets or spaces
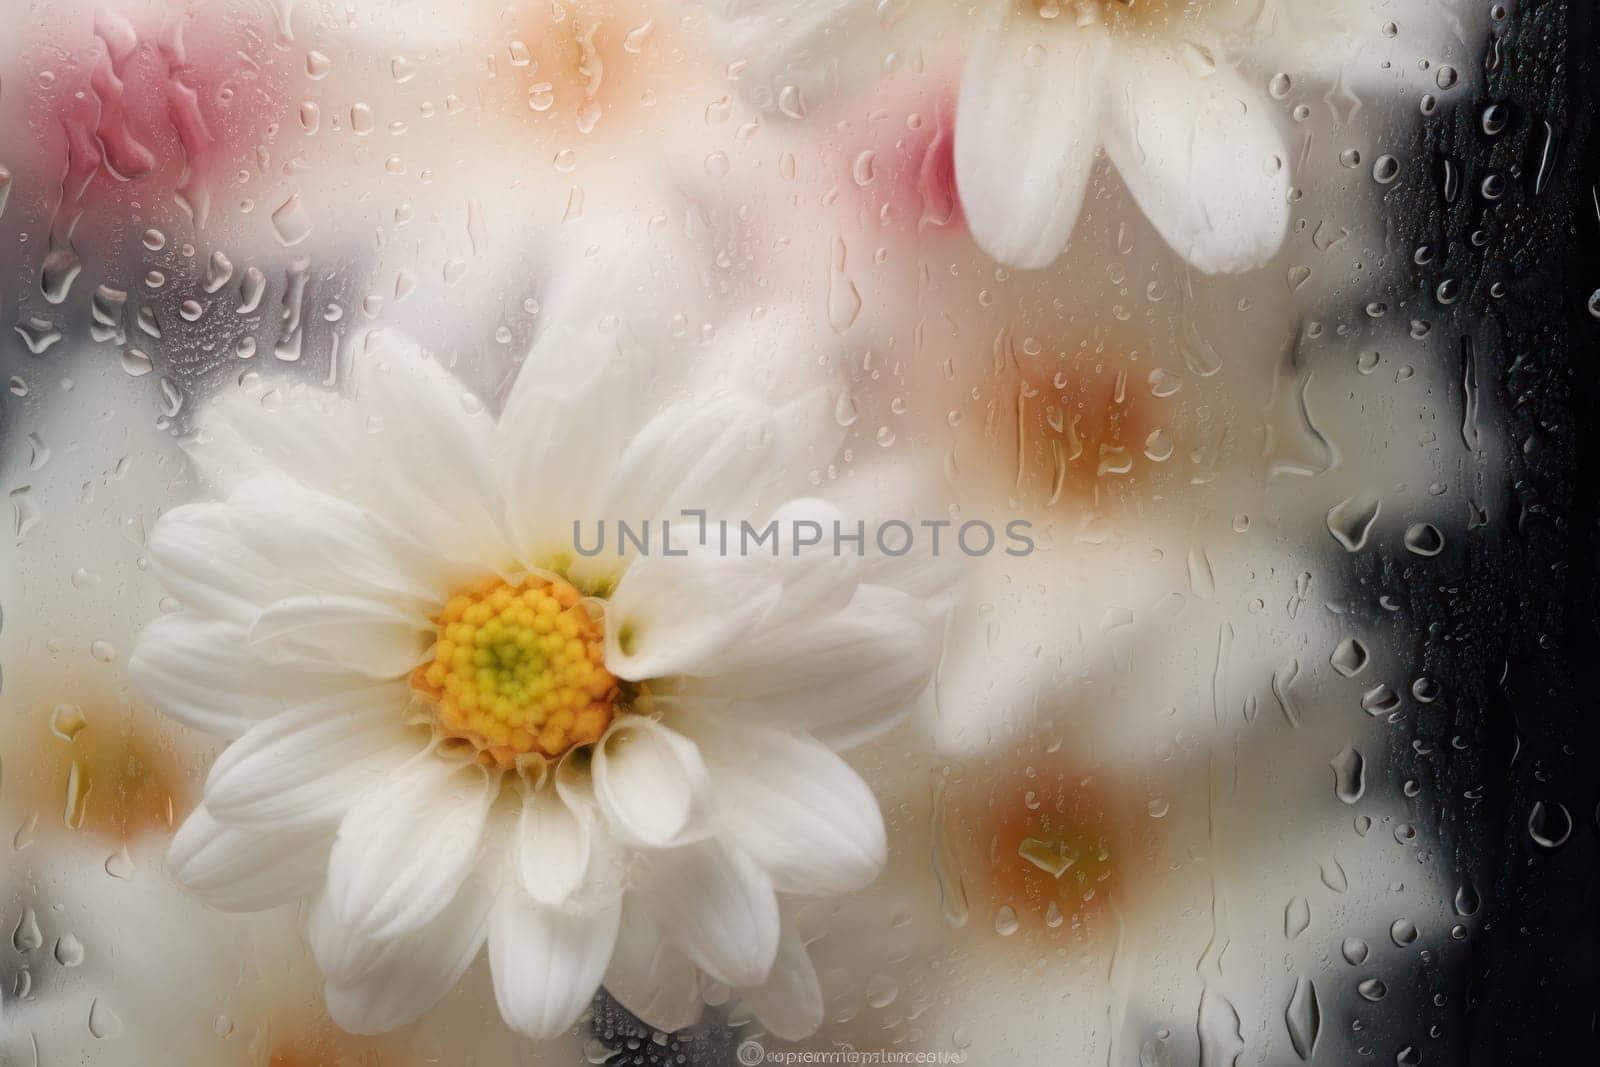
11,486,42,540
270,194,314,246
88,997,123,1039
90,286,128,343
26,432,49,470
12,907,42,952
1327,492,1381,551
1320,858,1348,893
1528,801,1573,850
1284,897,1311,939
238,267,266,314
777,83,806,119
1404,523,1445,556
852,150,877,186
827,236,862,333
1330,638,1369,678
1187,544,1216,599
1331,747,1365,803
1018,837,1075,879
50,703,88,740
1144,429,1174,462
14,317,63,355
1197,988,1244,1067
1361,684,1400,716
1285,977,1321,1060
55,933,86,966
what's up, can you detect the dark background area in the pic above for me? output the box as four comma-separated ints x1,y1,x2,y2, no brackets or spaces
1391,1,1600,1061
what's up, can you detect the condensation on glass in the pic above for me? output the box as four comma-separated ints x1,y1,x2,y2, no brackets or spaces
2,2,1596,1065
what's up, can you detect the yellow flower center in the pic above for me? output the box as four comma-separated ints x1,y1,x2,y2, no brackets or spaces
411,576,617,768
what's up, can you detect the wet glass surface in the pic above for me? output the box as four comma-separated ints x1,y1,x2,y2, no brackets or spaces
2,2,1598,1064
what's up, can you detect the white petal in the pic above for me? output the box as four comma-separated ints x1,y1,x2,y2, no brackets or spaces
187,332,510,565
354,336,510,564
683,317,848,499
645,838,779,988
592,718,715,849
130,613,353,738
1100,46,1290,274
515,785,591,907
325,756,496,943
318,876,493,1034
203,685,423,831
813,466,965,603
954,10,1109,270
552,757,629,903
497,312,635,566
604,898,704,1033
596,395,782,538
684,584,939,748
222,473,474,610
605,497,869,684
684,715,885,895
248,594,432,679
184,376,367,494
147,503,283,622
167,806,330,912
488,888,620,1041
603,551,784,681
740,922,823,1041
733,497,864,627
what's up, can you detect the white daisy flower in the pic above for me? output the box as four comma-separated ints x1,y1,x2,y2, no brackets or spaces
129,316,945,1043
703,0,1465,272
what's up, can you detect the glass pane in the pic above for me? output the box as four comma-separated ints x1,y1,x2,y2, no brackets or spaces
2,1,1594,1064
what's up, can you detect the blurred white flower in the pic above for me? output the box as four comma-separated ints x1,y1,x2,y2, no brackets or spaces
128,310,945,1043
946,0,1292,273
703,0,1466,272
